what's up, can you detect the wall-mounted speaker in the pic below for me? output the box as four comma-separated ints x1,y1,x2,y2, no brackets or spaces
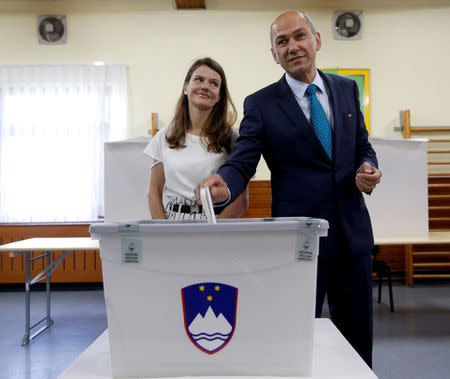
38,15,67,45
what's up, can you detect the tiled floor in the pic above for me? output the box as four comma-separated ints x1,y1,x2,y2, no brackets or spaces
0,281,449,379
0,288,107,379
371,282,450,379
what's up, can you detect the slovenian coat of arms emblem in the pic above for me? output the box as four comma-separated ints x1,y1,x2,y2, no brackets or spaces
181,282,238,354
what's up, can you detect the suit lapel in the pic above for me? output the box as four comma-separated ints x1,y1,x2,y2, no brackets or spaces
276,74,333,165
275,76,311,139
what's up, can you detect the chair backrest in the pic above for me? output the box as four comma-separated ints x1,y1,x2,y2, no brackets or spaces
372,245,380,262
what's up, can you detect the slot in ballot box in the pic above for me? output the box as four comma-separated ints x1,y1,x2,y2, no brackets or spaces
90,217,328,378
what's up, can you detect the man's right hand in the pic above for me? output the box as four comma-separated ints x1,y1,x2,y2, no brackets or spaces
195,174,230,204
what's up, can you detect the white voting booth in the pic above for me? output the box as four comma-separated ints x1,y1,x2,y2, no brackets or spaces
365,137,429,239
90,218,328,378
104,137,153,221
98,137,426,377
104,137,429,240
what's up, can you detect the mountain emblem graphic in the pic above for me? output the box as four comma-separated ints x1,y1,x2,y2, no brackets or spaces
181,282,238,354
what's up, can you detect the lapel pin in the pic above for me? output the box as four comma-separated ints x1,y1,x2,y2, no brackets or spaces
347,113,353,119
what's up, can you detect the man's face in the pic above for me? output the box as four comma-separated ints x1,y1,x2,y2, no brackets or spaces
271,12,321,83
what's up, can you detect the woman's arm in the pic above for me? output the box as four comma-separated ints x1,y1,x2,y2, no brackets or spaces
217,186,249,219
148,162,167,219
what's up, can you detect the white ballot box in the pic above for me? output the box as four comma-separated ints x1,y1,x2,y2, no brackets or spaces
90,217,328,378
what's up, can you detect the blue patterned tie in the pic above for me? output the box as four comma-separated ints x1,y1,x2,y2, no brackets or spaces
306,84,332,160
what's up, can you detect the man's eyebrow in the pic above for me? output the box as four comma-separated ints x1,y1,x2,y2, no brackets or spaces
275,27,307,41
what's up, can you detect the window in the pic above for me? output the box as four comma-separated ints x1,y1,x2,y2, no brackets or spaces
0,63,128,222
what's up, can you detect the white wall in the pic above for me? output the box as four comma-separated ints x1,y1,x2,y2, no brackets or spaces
1,1,449,179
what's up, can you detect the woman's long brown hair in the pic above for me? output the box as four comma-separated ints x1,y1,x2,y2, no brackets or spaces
166,57,237,154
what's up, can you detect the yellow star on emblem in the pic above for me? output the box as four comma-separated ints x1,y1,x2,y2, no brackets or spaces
199,285,205,291
215,285,220,291
207,295,213,301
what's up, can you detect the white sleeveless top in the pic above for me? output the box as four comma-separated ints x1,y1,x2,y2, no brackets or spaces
144,126,232,210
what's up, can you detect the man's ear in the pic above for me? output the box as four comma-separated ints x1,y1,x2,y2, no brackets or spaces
315,32,322,52
271,48,280,64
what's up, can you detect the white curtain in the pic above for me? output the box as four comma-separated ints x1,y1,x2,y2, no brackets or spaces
0,63,128,222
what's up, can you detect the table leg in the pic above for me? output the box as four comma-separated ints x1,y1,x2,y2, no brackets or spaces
46,251,54,327
19,249,70,345
405,244,413,286
21,251,31,346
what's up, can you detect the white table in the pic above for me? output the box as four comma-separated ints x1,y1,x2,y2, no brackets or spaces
59,319,377,379
375,231,450,285
0,237,99,345
375,231,450,246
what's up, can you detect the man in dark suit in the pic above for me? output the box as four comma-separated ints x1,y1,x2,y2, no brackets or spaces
197,11,381,367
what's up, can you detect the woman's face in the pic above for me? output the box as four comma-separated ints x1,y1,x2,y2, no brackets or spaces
184,65,222,111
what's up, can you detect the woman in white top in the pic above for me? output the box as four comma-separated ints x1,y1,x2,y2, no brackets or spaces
145,57,248,220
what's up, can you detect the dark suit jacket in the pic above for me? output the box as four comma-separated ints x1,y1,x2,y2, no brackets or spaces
218,71,378,260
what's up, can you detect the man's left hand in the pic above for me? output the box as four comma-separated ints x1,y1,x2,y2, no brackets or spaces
356,162,382,193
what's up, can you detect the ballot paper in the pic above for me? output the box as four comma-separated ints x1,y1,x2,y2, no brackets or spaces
200,187,216,224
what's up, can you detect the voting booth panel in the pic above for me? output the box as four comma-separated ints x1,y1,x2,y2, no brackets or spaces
104,137,428,241
104,138,152,222
90,218,328,378
365,137,428,239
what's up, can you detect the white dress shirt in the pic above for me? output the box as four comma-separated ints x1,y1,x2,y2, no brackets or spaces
285,70,334,129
